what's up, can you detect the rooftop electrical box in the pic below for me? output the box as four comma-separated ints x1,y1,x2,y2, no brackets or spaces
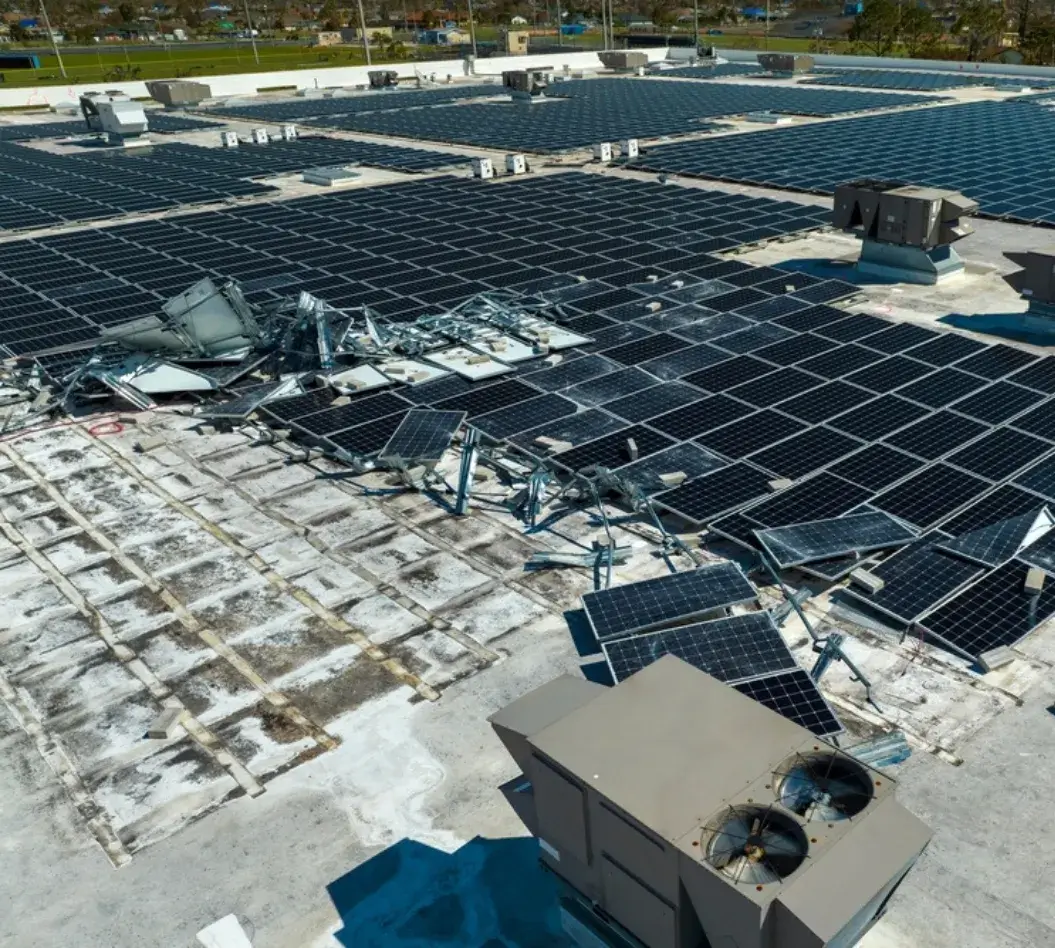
490,656,933,948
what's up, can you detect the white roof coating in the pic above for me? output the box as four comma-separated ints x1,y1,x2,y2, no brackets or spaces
2,60,1055,948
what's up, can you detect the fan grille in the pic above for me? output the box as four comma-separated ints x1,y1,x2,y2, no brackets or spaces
775,752,874,822
702,804,809,885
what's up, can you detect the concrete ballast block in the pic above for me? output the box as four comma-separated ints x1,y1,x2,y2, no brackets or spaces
148,706,184,740
850,568,885,594
978,646,1016,673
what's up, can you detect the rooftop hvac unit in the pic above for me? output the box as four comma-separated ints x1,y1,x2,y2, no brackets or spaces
503,69,550,101
368,70,400,89
79,91,149,144
1003,249,1055,304
1002,249,1055,319
490,656,932,948
598,50,649,71
833,179,978,284
144,79,211,107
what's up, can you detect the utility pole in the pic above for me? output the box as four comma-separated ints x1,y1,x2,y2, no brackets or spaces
241,0,260,64
764,0,770,50
467,0,478,56
692,0,699,51
356,0,372,64
600,0,608,50
555,0,562,45
38,0,67,79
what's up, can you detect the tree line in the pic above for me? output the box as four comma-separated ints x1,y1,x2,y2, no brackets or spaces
850,0,1055,65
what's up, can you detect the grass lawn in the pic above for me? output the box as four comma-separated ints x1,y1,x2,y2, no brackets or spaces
0,42,378,88
0,31,932,88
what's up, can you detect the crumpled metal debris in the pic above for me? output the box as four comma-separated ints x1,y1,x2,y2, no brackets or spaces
2,276,592,434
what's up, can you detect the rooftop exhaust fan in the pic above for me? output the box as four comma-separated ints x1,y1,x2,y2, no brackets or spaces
703,805,810,885
774,751,874,822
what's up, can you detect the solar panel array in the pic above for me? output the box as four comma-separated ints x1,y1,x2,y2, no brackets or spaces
8,162,1055,664
802,67,1055,92
15,168,1055,595
337,77,937,153
0,136,473,232
0,171,831,355
629,99,1055,226
0,112,222,142
122,137,472,175
651,63,765,80
202,84,503,124
0,139,271,232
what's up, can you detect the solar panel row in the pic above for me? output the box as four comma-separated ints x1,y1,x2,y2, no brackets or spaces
629,98,1055,227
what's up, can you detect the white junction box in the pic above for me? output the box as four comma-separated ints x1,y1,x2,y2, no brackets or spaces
220,130,239,148
505,153,527,174
592,142,612,163
251,127,269,144
280,124,298,141
472,157,494,179
619,138,639,158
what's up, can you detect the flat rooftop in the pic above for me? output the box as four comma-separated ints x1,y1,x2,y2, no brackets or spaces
2,60,1055,948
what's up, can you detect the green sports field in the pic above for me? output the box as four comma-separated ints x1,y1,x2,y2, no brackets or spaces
0,31,851,90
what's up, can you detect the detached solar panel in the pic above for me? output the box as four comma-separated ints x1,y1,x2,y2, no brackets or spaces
842,532,984,625
602,612,797,684
919,561,1055,659
378,409,465,463
732,669,843,737
756,511,917,569
582,563,758,643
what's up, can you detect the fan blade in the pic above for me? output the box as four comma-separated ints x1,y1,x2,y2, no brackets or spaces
824,776,872,800
751,861,781,885
759,829,803,859
720,817,755,842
